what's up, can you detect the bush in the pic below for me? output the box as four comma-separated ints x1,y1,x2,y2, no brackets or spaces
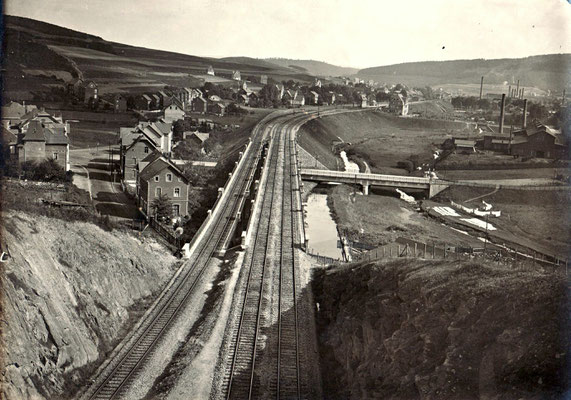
7,158,70,183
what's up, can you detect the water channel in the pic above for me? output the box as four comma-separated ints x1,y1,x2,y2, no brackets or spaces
304,192,344,260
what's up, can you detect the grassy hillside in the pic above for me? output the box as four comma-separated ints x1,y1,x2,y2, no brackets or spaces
313,259,569,399
264,58,359,77
2,16,313,100
358,54,570,90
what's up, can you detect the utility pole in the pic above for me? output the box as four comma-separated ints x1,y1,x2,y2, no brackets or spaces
484,213,489,255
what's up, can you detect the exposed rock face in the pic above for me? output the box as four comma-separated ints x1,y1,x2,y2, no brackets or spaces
313,260,569,399
1,212,178,399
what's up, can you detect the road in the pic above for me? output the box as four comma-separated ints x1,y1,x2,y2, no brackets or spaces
70,147,139,219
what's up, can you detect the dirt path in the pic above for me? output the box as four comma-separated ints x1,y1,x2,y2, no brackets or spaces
464,185,499,203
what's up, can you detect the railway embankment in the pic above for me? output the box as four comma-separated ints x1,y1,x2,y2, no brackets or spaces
1,211,179,399
312,258,570,399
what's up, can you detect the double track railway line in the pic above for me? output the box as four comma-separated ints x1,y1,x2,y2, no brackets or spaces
82,113,280,400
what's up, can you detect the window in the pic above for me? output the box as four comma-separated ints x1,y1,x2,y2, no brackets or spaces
144,146,149,154
154,176,159,182
174,187,180,197
172,204,180,216
156,187,162,197
53,153,58,160
133,158,137,165
166,173,173,182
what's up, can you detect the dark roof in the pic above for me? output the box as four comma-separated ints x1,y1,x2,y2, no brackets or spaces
45,128,69,145
126,134,157,152
2,127,17,144
139,157,188,184
23,120,46,141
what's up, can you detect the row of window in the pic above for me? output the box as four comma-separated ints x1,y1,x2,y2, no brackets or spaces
155,187,181,197
154,173,181,182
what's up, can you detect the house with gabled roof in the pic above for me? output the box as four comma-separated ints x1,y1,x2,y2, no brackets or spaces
121,133,159,183
191,97,208,114
207,65,215,76
137,155,190,218
308,91,319,105
163,103,185,123
232,70,241,81
291,91,305,107
1,102,38,129
16,120,70,171
84,81,98,103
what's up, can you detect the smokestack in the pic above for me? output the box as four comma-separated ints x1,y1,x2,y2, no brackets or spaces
522,99,528,129
499,93,506,134
563,89,566,105
508,85,512,97
479,76,484,100
521,88,525,99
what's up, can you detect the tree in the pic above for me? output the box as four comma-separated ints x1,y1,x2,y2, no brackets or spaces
151,194,172,220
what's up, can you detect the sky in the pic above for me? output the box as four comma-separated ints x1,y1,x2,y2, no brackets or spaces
5,0,571,69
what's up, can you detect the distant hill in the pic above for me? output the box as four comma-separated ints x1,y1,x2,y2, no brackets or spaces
264,58,359,77
1,16,314,101
358,55,570,90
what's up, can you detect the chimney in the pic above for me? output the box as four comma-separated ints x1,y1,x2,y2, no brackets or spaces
508,85,512,97
522,99,528,129
521,88,524,99
479,76,484,100
499,93,506,134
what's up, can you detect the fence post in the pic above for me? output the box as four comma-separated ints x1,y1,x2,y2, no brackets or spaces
383,247,385,258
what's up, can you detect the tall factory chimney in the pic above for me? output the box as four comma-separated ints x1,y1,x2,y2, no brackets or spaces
522,99,528,129
479,76,484,100
508,85,512,97
516,80,520,96
499,93,506,134
520,88,525,99
563,89,566,105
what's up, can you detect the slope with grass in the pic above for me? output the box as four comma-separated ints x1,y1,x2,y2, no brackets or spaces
297,110,472,174
1,211,179,399
313,259,569,399
2,15,310,100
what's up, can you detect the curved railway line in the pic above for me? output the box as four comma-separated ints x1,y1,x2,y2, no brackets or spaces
81,113,282,400
82,107,362,400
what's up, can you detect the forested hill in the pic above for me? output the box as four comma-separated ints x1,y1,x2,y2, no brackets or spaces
358,54,570,89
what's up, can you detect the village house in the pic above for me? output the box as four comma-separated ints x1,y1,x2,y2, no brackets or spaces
260,75,268,85
157,90,172,108
163,103,185,123
388,93,409,115
232,70,241,81
16,119,70,171
121,133,158,182
185,131,210,149
66,77,84,99
209,102,226,116
1,102,38,128
313,78,322,88
133,94,152,110
151,94,161,110
291,91,305,107
2,127,18,160
454,138,477,153
137,155,190,218
191,97,208,114
114,95,128,113
308,91,319,105
84,81,98,103
359,94,368,108
207,65,215,76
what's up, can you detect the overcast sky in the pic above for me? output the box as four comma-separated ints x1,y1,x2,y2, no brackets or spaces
5,0,571,69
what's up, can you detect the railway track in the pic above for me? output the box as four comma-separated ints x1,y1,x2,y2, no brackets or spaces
224,118,304,399
81,114,279,400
